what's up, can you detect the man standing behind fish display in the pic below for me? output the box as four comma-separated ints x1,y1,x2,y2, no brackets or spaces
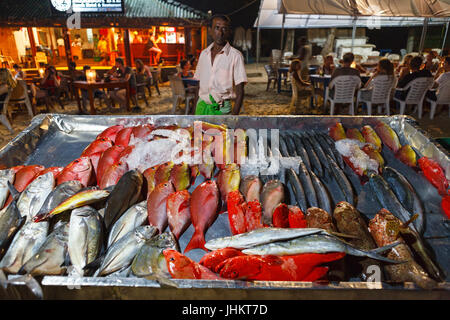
194,15,248,115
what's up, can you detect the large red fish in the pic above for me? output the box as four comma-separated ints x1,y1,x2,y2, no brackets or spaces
96,125,124,143
199,248,245,273
57,157,94,188
88,151,102,178
147,181,175,234
96,145,126,184
81,137,113,157
98,160,128,189
115,127,133,147
163,249,224,280
132,124,154,140
227,190,247,235
272,203,290,228
166,190,191,240
184,180,220,253
218,253,345,281
288,206,307,228
3,165,45,208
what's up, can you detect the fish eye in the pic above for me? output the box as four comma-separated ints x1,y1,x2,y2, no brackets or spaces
170,257,175,261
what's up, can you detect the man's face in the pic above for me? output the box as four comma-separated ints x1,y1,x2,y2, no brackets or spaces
211,18,231,46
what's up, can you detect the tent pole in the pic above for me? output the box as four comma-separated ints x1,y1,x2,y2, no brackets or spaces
419,17,429,54
442,21,449,55
280,13,286,52
351,17,357,50
255,0,262,64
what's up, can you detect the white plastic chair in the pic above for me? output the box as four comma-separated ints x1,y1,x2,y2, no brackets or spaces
356,75,396,115
168,75,196,115
387,54,401,63
325,75,361,115
393,77,434,118
371,51,380,57
0,87,14,133
9,80,34,118
426,81,450,119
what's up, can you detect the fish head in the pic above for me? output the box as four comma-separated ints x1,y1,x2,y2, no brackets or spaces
97,125,124,141
375,122,401,153
136,225,158,242
115,127,133,147
82,137,113,156
329,123,347,141
163,249,191,274
346,128,365,143
361,125,382,151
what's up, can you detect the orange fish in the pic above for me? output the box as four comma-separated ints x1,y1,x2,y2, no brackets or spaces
329,123,346,141
361,125,382,151
115,127,133,147
98,160,128,189
244,200,265,231
199,248,245,273
272,203,290,228
96,145,126,185
374,122,401,153
147,181,175,234
57,157,94,188
132,124,154,140
418,157,448,196
288,205,307,228
184,180,220,253
163,249,224,280
81,137,113,157
143,165,159,197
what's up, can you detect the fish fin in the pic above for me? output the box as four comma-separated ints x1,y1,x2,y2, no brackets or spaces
83,254,105,272
60,251,71,268
370,241,402,253
8,274,43,300
145,271,179,288
184,230,206,253
7,181,20,201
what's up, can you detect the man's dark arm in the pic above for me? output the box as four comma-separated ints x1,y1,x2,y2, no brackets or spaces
232,82,245,115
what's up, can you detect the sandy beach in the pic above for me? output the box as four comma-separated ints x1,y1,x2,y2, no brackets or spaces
0,63,449,150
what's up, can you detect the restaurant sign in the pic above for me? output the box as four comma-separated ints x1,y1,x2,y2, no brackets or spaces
51,0,124,13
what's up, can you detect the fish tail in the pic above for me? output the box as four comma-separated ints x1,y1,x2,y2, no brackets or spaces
184,230,206,253
0,269,7,289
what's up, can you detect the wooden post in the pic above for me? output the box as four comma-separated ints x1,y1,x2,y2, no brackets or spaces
124,29,132,66
184,27,192,57
201,26,207,50
63,27,73,68
27,27,37,67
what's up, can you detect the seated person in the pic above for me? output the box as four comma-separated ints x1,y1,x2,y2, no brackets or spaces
135,59,153,85
395,56,433,100
331,52,361,80
12,64,26,80
289,59,312,107
360,58,396,101
108,57,137,110
396,54,413,79
178,59,194,79
427,56,450,101
423,51,439,73
321,55,335,75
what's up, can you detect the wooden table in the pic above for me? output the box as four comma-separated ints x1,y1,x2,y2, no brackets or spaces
73,80,130,115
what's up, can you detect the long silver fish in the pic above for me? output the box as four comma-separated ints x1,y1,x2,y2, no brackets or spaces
17,172,55,221
19,222,69,276
241,234,402,263
37,180,83,217
94,225,157,277
0,169,15,209
67,206,103,276
205,227,327,250
0,221,49,274
0,186,25,254
131,232,179,287
107,201,148,248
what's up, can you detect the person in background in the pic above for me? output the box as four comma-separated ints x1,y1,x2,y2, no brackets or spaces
0,68,17,112
97,35,109,66
395,56,432,100
178,59,194,79
296,37,312,80
396,54,413,79
331,52,361,80
359,58,396,102
146,31,162,64
194,14,247,115
423,51,439,73
427,55,450,101
321,55,335,75
290,60,312,87
108,57,136,111
188,54,197,70
71,35,82,60
135,59,153,83
93,34,99,50
12,64,25,80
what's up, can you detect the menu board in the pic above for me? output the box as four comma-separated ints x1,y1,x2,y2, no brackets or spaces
72,0,124,13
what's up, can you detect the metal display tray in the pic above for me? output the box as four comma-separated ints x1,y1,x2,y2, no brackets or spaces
0,114,449,300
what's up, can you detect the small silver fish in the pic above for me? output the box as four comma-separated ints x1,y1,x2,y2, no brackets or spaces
107,201,147,248
20,222,70,276
0,221,49,274
17,172,55,221
94,225,157,277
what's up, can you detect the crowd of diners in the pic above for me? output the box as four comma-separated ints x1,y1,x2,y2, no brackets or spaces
289,46,450,109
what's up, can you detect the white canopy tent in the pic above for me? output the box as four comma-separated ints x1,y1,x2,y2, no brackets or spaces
255,0,450,62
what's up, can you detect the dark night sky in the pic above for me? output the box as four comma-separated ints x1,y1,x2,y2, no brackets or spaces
176,0,261,28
